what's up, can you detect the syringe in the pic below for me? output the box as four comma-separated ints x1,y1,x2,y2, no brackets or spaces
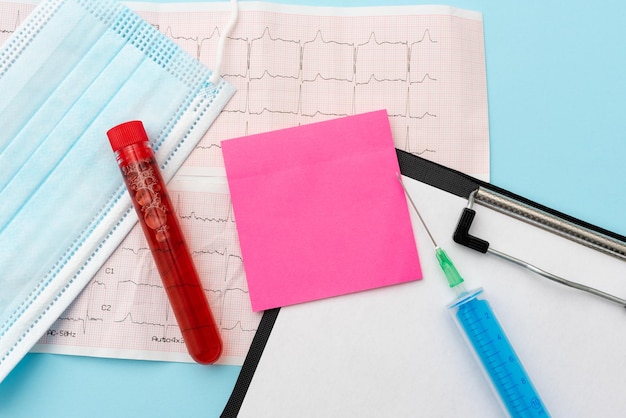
398,175,550,418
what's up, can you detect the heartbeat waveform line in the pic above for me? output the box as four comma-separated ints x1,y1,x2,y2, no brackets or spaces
302,29,355,81
56,309,103,334
208,286,253,329
218,27,439,82
111,283,254,333
249,69,301,82
120,246,151,256
355,31,437,81
226,79,438,122
408,149,436,156
218,26,439,128
222,320,257,333
193,248,242,260
114,312,171,331
194,246,246,287
413,28,437,45
303,29,353,49
91,280,107,288
356,74,408,85
114,257,249,306
220,251,246,320
160,21,442,142
161,25,221,61
114,310,257,335
0,9,22,35
180,210,234,223
355,31,409,52
412,111,437,120
177,199,235,223
117,277,249,299
251,26,301,49
47,279,109,334
301,72,351,84
355,28,437,51
412,73,438,84
55,272,254,336
172,190,236,224
300,69,437,86
118,242,245,288
160,21,438,85
116,278,164,292
113,276,255,334
195,143,222,150
397,119,437,156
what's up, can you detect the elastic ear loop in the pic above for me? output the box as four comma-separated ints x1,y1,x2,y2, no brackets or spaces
209,0,239,85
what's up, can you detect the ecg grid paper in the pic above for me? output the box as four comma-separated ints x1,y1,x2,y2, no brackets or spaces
160,3,490,179
1,1,489,365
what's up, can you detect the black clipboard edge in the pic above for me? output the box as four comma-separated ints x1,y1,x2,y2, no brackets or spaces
221,308,280,417
221,150,625,417
397,149,626,245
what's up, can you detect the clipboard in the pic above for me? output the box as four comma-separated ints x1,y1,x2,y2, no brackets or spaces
222,150,626,417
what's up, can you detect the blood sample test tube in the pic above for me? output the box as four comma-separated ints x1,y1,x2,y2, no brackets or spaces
107,120,222,364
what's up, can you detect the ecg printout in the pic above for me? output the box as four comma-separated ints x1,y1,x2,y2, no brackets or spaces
0,1,489,365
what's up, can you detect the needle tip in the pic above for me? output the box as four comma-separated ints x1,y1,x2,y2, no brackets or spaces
396,172,438,248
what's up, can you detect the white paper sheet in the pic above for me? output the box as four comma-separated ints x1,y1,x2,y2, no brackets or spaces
237,175,626,417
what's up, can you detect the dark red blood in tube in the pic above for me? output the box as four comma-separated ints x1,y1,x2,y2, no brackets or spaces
107,121,222,364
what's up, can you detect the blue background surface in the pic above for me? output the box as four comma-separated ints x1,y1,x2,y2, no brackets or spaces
1,1,625,417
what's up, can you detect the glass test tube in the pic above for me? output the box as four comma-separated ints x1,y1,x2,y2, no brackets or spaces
107,120,222,364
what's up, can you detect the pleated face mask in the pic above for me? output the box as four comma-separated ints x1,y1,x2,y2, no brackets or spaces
0,0,235,381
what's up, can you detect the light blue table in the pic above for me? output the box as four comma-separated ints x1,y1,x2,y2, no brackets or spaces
1,1,624,417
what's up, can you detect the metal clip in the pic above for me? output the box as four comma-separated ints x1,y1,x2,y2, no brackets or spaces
453,188,626,308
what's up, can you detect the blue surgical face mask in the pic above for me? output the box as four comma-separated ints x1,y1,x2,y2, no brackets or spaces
0,0,235,381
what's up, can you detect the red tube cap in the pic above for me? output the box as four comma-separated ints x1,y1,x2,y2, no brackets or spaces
107,120,149,152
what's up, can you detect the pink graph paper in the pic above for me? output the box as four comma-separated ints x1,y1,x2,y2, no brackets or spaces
0,1,488,364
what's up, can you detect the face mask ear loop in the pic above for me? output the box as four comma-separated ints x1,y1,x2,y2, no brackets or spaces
209,0,239,85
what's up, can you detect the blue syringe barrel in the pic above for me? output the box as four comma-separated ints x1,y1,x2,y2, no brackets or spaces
448,288,550,418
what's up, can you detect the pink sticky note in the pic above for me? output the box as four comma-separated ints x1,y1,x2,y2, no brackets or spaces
222,110,422,311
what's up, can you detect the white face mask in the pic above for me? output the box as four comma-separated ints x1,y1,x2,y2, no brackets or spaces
0,0,235,381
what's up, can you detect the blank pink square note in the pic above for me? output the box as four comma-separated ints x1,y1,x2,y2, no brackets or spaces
222,110,422,311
